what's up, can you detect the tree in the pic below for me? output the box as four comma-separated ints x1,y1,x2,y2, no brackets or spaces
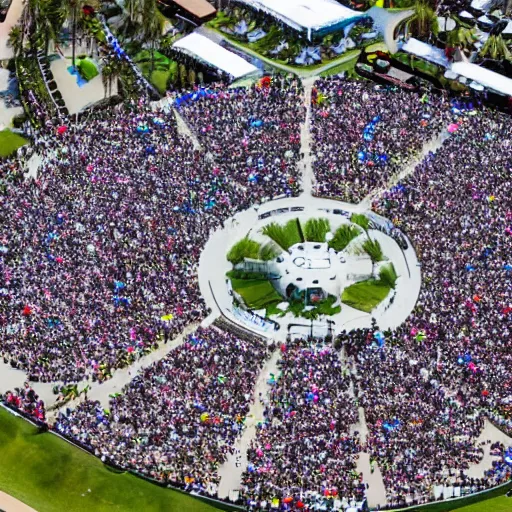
479,34,512,61
410,0,437,40
102,59,122,97
8,26,23,58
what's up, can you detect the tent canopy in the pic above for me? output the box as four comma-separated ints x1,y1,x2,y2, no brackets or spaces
401,38,449,67
172,33,259,79
451,62,512,97
235,0,365,38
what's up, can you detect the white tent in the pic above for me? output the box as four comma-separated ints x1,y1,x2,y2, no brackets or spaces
172,33,259,79
235,0,364,39
401,38,449,67
451,61,512,97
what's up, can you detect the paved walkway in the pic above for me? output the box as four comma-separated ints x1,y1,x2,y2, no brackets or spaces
217,349,281,499
0,0,24,61
359,129,450,210
50,57,117,116
300,77,315,196
466,419,512,479
0,492,37,512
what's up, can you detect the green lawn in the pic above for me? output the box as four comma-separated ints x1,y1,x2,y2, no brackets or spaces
0,408,221,512
231,278,282,310
455,496,512,512
341,279,391,313
0,129,28,158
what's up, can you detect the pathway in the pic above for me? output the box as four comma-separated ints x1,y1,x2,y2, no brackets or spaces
0,0,24,61
217,348,281,499
46,323,200,418
0,491,37,512
359,129,449,210
352,407,388,509
466,419,512,479
299,77,316,197
173,107,202,151
366,7,414,54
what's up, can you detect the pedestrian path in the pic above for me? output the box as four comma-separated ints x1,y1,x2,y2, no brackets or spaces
217,348,281,499
300,77,316,197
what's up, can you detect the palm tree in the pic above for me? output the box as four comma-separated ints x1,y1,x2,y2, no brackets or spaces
479,34,512,61
410,0,437,40
142,0,164,75
8,26,23,58
101,59,121,97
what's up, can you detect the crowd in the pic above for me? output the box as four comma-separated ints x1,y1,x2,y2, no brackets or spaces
0,80,303,382
310,79,452,202
242,339,365,511
3,383,46,422
55,327,269,492
178,77,304,202
1,76,512,511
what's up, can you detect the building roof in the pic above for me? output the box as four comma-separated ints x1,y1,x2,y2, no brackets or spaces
171,0,216,20
401,38,449,68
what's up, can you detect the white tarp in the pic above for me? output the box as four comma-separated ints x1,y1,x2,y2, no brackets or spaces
172,33,258,79
401,38,449,67
451,61,512,97
236,0,363,33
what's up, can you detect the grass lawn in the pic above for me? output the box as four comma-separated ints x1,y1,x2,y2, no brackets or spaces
455,496,512,512
0,129,28,158
231,278,282,310
0,408,221,512
341,279,391,313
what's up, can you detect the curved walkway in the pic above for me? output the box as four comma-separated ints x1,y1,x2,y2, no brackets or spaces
0,492,37,512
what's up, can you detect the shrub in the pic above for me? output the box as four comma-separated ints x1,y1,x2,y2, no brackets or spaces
259,242,281,261
227,237,261,265
150,69,170,95
362,238,384,263
351,213,369,231
304,218,331,242
379,263,398,288
77,58,99,81
262,219,302,250
329,224,361,251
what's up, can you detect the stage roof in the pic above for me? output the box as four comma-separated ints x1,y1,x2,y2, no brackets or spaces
401,38,449,67
172,33,259,79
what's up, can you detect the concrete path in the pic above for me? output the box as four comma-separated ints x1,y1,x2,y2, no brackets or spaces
299,77,315,196
0,492,37,512
367,7,414,54
50,57,117,116
353,407,388,509
217,348,281,499
0,0,24,61
173,107,202,151
359,130,449,210
465,418,512,479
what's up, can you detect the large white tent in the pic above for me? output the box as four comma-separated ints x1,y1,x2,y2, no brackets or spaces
172,33,259,79
451,62,512,97
235,0,365,39
401,38,449,68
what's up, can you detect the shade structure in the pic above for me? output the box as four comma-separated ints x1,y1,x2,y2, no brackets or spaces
451,61,512,97
234,0,365,39
401,38,449,68
172,33,259,79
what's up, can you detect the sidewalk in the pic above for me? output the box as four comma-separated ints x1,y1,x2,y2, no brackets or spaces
0,491,37,512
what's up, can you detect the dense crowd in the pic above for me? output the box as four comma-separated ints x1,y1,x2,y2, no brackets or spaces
4,383,46,421
179,78,304,202
311,79,452,202
242,339,364,510
0,80,303,382
55,327,269,492
1,76,512,511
